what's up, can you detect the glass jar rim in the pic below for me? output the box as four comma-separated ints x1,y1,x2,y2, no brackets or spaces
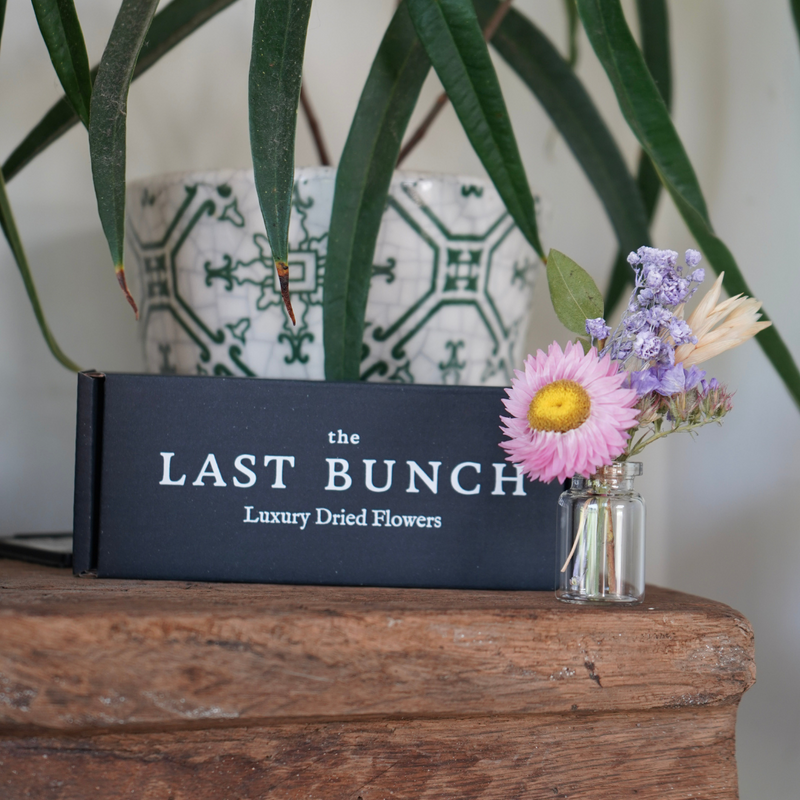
578,461,643,481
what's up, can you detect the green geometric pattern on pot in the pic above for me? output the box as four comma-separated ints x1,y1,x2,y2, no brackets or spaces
125,168,540,384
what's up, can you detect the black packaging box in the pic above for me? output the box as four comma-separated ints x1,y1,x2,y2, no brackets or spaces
73,372,560,589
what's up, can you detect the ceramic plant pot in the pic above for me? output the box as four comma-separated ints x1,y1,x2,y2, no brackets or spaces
126,167,541,385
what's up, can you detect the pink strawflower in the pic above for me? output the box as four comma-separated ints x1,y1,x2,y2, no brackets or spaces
500,341,640,483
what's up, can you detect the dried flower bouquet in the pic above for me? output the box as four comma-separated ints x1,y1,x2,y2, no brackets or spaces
500,247,770,601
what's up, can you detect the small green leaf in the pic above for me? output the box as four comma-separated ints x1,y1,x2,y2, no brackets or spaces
3,0,239,184
324,2,431,381
0,171,80,371
578,0,800,409
89,0,159,317
32,0,93,128
791,0,800,48
546,249,603,335
406,0,543,257
249,0,313,325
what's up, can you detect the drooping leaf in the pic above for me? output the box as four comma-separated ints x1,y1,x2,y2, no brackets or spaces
0,0,7,51
0,172,80,371
546,249,603,335
578,0,800,409
406,0,543,257
605,0,671,313
473,0,650,281
3,0,240,184
0,2,80,371
636,0,671,109
2,99,77,185
249,0,313,325
89,0,159,317
324,3,431,381
31,0,93,128
577,0,707,212
142,0,239,69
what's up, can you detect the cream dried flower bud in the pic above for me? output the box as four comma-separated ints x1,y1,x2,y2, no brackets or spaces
674,272,772,367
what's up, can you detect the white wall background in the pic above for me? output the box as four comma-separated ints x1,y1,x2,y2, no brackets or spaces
1,1,798,796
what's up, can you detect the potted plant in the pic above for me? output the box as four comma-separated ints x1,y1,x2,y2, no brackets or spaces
1,0,798,402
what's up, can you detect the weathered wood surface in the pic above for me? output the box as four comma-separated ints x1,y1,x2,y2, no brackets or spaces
0,560,754,734
0,707,738,799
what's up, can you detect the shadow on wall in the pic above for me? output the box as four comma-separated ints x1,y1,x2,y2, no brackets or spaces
664,487,800,800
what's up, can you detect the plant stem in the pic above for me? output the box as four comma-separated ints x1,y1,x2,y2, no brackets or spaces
396,93,448,167
299,83,331,166
561,497,589,573
396,0,514,167
605,502,616,594
625,415,722,458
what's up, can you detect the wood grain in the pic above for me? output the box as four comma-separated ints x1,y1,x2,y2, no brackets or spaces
0,708,739,799
0,560,754,734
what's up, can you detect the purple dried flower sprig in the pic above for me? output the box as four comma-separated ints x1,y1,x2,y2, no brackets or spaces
585,317,611,341
597,247,705,371
579,246,741,459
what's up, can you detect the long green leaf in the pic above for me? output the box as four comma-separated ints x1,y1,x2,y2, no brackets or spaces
0,173,80,371
89,0,159,317
578,0,800,409
605,0,671,313
407,0,543,257
473,0,650,283
32,0,93,128
249,0,313,325
792,0,800,48
636,0,671,110
3,98,78,184
0,0,7,52
323,3,431,381
3,0,240,184
0,8,76,370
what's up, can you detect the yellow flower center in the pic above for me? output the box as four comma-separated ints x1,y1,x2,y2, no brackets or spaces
527,380,591,433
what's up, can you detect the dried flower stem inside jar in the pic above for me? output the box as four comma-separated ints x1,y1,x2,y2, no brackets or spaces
556,462,645,604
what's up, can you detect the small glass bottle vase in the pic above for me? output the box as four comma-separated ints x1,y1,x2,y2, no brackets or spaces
556,462,645,604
